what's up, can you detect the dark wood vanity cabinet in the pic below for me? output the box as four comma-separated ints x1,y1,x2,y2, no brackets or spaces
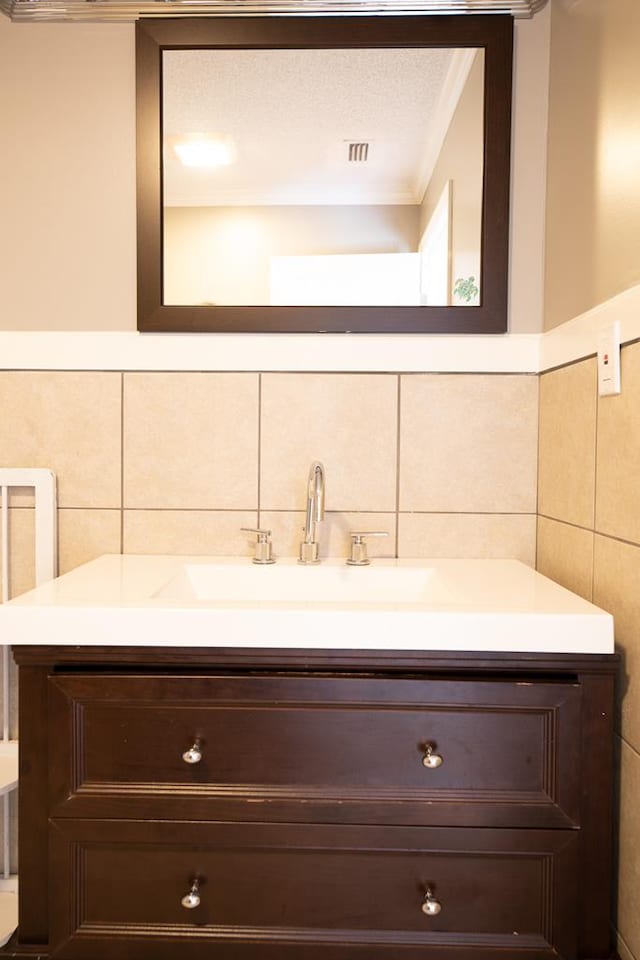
9,646,619,960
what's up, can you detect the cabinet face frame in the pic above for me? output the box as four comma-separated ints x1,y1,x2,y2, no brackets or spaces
136,15,513,335
10,646,618,960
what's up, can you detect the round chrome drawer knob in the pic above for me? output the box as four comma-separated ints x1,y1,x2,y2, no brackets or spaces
182,742,202,764
422,889,442,916
422,745,443,769
181,879,201,910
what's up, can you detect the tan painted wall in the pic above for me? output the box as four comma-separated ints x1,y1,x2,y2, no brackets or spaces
544,0,640,330
0,10,550,332
0,16,136,331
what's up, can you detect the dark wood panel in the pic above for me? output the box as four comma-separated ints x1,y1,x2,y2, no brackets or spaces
16,665,50,946
13,643,621,674
49,820,577,960
577,673,617,958
49,673,581,827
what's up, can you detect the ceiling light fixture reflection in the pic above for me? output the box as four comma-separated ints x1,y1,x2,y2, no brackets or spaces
173,134,236,168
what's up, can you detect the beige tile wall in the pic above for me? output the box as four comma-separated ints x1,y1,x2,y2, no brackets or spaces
537,340,640,960
0,370,539,583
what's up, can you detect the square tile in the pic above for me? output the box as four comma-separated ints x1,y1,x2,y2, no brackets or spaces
123,510,258,556
58,509,122,575
398,512,536,563
538,358,597,527
400,374,538,512
124,373,259,509
617,933,636,960
0,372,122,508
596,341,640,545
536,516,594,601
261,374,398,512
0,507,35,600
593,534,640,751
618,738,640,959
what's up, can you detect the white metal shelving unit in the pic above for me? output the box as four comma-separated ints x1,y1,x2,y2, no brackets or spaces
0,468,57,947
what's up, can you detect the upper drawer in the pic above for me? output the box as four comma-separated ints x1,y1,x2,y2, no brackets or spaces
49,672,581,827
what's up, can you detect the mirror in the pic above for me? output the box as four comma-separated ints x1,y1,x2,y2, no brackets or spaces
136,16,513,333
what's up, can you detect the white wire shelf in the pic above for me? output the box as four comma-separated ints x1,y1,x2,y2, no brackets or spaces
0,743,18,797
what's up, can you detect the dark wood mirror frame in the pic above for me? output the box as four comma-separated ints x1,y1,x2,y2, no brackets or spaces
136,15,513,334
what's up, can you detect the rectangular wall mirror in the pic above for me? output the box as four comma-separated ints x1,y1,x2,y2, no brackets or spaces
136,15,513,334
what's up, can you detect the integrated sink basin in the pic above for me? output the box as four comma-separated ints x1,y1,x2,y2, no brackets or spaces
1,554,614,654
154,559,460,605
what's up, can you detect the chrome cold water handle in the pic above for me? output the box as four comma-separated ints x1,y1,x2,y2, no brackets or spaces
181,879,201,910
241,527,275,564
346,531,388,566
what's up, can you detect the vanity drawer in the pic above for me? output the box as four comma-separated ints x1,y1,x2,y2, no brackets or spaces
49,819,578,960
49,672,581,827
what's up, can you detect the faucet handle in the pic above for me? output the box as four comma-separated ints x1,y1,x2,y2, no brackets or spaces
241,527,276,565
346,531,389,566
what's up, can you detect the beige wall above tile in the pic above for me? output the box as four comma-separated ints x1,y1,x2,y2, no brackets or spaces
596,341,640,545
260,374,398,513
124,373,259,510
538,358,597,528
0,371,122,508
399,374,538,513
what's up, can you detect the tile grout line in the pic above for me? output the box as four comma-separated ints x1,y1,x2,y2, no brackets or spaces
617,927,639,960
535,371,542,572
395,375,402,559
120,371,125,556
537,513,640,551
257,372,262,529
591,365,600,602
618,730,640,763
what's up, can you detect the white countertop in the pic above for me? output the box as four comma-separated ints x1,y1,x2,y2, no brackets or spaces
1,555,614,655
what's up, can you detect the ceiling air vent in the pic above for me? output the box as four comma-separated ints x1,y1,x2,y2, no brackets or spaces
347,142,370,163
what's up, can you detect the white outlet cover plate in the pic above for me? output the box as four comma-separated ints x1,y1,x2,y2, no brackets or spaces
597,321,621,396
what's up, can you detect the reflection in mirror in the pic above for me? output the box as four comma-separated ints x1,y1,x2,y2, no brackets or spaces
162,47,484,308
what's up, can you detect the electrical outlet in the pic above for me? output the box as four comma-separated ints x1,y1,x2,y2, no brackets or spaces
597,321,621,396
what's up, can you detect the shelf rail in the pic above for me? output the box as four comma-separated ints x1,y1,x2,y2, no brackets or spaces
0,468,57,892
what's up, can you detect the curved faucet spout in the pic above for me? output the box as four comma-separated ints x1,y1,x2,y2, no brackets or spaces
307,461,325,524
299,461,325,564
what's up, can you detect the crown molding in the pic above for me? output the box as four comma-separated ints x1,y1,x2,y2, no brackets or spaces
0,0,548,23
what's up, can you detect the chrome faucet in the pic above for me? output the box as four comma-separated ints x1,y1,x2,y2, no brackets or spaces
299,460,325,565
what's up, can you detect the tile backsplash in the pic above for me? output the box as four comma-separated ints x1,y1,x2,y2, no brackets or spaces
0,369,539,582
536,340,640,960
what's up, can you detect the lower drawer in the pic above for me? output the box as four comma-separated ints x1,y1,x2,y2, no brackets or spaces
49,820,578,960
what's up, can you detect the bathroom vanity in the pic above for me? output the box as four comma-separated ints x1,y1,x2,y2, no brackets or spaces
2,556,619,960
